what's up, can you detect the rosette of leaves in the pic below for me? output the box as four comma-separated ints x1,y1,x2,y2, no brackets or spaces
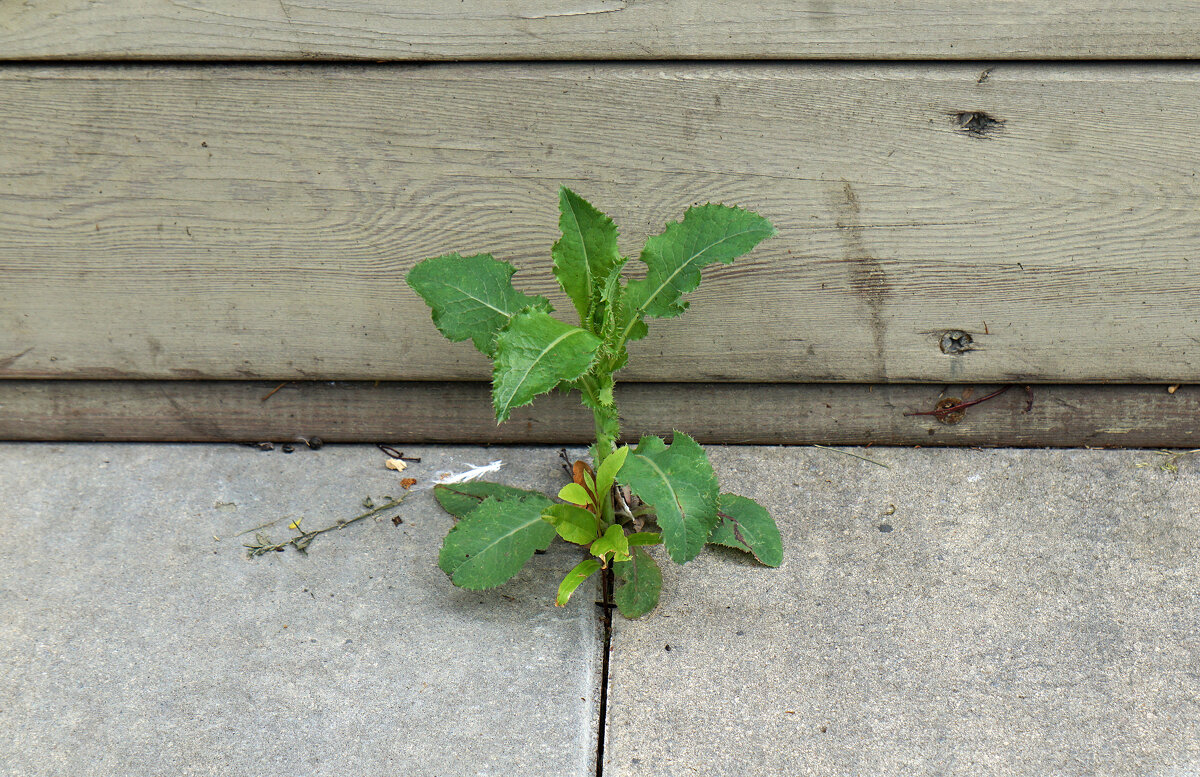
408,187,783,618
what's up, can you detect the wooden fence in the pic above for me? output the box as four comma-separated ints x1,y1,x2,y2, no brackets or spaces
2,3,1198,444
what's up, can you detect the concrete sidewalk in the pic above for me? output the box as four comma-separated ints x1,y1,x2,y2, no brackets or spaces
607,447,1200,777
2,444,1199,776
0,444,602,777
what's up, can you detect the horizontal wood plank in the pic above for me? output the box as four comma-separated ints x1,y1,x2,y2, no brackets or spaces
3,65,1200,383
1,1,1197,60
2,380,1196,447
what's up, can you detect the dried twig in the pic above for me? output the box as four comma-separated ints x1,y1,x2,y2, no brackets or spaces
377,444,421,463
233,518,281,538
558,448,575,479
812,444,890,469
245,495,408,557
260,381,290,402
1136,449,1200,473
905,385,1011,419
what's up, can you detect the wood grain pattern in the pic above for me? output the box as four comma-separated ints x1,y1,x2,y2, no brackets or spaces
3,380,1197,448
3,65,1200,383
1,1,1197,60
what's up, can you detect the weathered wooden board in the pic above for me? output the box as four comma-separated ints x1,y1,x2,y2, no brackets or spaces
2,381,1196,447
3,64,1200,383
1,1,1196,60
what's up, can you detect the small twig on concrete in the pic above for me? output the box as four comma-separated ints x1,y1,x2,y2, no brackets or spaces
233,518,282,538
377,444,421,463
244,495,408,557
812,444,890,469
558,448,575,479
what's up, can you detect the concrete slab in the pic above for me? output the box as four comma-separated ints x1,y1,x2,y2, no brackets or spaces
0,443,601,777
605,447,1200,777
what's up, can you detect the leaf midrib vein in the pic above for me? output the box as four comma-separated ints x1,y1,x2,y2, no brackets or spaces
637,454,685,520
444,281,512,316
565,199,593,303
461,511,546,563
498,327,589,410
637,226,766,315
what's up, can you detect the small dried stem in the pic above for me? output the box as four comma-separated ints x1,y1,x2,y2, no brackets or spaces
245,495,408,557
812,444,890,469
904,386,1011,418
1136,449,1200,473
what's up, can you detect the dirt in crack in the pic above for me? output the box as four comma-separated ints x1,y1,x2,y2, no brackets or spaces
595,566,614,777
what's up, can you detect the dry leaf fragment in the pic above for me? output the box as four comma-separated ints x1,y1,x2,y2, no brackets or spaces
573,460,598,505
400,477,417,489
1168,384,1180,394
572,460,594,486
385,458,408,472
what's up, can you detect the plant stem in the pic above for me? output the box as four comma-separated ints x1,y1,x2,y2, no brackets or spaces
244,496,407,557
592,402,618,462
579,375,620,464
580,372,621,528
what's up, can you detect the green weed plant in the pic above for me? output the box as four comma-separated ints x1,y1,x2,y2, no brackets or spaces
408,188,782,617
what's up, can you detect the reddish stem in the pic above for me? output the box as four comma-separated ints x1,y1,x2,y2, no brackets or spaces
904,385,1011,418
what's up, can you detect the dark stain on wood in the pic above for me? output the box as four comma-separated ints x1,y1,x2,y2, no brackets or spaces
0,346,35,370
836,182,891,379
157,384,226,439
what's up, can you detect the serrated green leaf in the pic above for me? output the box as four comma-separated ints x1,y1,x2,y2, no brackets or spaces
590,524,631,566
707,521,750,553
557,482,593,508
710,493,784,567
543,503,600,545
627,532,662,546
626,204,775,320
438,495,557,590
433,481,552,520
492,310,602,422
594,445,630,500
631,434,667,457
622,312,649,346
552,187,624,327
557,558,602,607
613,545,662,618
407,253,551,356
617,433,719,564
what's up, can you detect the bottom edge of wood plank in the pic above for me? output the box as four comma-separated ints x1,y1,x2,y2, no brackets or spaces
0,380,1195,447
